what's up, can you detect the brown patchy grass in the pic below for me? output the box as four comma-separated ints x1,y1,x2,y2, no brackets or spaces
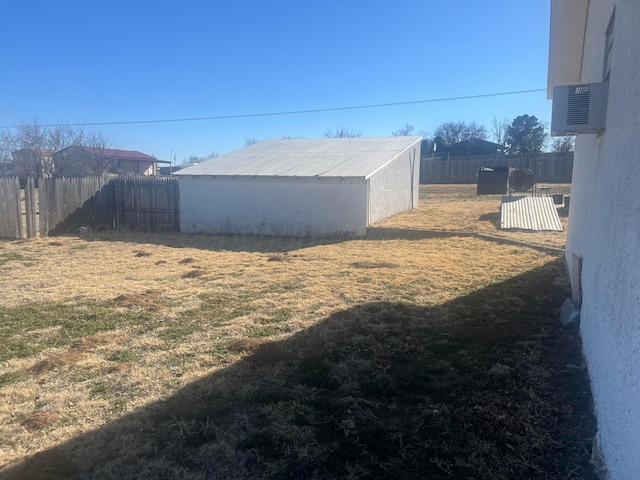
0,185,597,479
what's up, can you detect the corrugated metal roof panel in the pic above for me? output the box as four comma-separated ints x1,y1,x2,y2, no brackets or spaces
173,137,422,178
500,196,564,231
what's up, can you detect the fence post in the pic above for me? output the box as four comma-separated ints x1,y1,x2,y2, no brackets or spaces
174,179,180,232
24,177,37,238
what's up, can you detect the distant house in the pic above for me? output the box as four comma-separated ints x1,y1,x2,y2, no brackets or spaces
11,148,55,178
436,137,504,156
548,1,640,478
52,147,170,176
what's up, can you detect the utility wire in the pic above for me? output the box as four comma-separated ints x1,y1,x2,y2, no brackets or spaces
0,88,546,129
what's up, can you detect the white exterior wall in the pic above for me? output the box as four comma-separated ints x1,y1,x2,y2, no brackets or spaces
368,141,421,224
179,176,367,237
565,2,640,478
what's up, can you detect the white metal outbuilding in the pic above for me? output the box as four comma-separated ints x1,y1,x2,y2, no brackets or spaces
173,136,422,237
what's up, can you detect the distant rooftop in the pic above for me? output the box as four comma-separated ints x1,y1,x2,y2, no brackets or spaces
79,147,170,163
173,137,422,178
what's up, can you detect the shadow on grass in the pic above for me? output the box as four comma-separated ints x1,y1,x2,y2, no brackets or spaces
70,228,351,254
479,211,501,229
6,259,597,480
60,226,476,255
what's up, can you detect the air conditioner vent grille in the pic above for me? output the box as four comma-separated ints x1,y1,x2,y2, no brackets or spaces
567,85,591,125
551,82,607,136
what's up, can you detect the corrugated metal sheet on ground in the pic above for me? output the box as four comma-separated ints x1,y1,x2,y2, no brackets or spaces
500,196,563,231
173,137,422,178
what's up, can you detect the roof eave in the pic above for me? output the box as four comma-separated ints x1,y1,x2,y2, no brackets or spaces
364,136,422,180
547,0,589,99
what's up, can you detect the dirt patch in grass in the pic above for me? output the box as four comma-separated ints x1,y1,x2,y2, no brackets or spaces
113,290,163,312
29,334,124,375
352,260,399,269
0,184,597,479
20,411,60,432
181,269,204,279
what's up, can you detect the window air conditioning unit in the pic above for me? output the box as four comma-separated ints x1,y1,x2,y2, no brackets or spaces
551,82,608,136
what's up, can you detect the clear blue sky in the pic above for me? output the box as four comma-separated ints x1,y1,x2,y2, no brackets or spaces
0,1,551,163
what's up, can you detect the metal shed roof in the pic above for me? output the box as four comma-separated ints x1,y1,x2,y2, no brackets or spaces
173,136,422,179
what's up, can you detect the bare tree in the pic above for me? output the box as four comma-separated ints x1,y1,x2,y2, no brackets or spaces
491,117,510,149
47,126,84,172
244,138,259,147
391,124,415,136
465,121,488,140
182,151,218,164
6,120,85,179
551,136,575,153
433,121,487,145
323,126,362,138
0,131,16,176
83,131,115,176
11,121,48,178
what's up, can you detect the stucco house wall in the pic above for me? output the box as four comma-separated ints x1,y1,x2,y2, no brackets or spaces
179,176,368,237
175,137,421,237
368,141,420,224
116,160,156,176
553,2,640,478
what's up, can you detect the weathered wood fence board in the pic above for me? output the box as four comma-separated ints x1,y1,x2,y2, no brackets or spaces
38,176,179,236
0,175,181,239
421,153,573,184
115,177,180,232
0,177,23,239
24,178,37,238
39,176,115,236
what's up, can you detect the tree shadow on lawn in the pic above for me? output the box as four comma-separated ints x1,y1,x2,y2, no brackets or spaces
6,258,597,480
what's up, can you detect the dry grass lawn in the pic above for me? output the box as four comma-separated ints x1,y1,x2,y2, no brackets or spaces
0,185,597,479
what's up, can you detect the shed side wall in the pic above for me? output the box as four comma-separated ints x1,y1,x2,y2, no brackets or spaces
562,2,640,478
179,177,367,236
368,142,420,224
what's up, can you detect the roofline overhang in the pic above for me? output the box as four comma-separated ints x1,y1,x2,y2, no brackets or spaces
547,0,589,99
172,174,367,184
364,136,422,180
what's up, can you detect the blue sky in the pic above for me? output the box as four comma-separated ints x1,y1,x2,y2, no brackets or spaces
1,1,551,163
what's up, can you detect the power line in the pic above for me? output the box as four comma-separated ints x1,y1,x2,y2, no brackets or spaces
0,88,546,129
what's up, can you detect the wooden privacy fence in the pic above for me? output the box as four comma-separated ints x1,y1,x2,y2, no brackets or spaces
40,176,115,235
0,177,24,239
0,175,180,239
420,152,574,184
115,177,180,232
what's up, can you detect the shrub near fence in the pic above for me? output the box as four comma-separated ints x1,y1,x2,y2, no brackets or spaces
420,152,574,184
